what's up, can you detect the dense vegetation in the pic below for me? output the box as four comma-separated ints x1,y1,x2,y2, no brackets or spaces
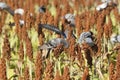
0,0,120,80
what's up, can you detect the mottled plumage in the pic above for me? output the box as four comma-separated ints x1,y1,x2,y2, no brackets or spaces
39,38,69,58
39,38,69,50
110,34,120,44
78,31,94,47
64,13,75,27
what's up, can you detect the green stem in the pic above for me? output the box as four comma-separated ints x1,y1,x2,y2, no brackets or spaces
29,60,32,80
20,62,22,76
103,34,106,54
6,59,9,79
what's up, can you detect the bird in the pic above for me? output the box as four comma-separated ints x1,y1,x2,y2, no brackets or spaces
39,38,69,49
38,24,78,58
8,19,25,28
14,8,24,15
38,24,67,38
96,0,116,11
38,24,72,58
0,2,14,16
8,6,46,26
0,2,24,16
63,13,75,27
96,2,108,11
78,31,95,47
0,2,47,28
0,2,7,9
64,29,77,39
38,38,69,58
110,34,120,44
101,0,111,3
0,2,25,27
39,5,46,13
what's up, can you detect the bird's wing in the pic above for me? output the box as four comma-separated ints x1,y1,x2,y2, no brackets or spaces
117,35,120,42
85,38,94,47
38,24,66,38
39,43,53,50
60,39,69,48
